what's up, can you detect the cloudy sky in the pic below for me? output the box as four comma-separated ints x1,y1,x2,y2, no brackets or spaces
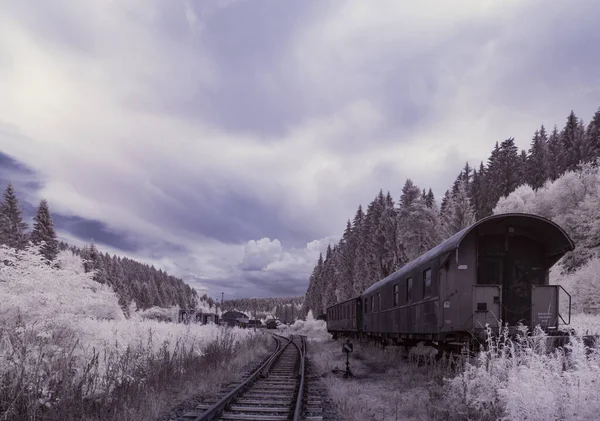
1,0,599,300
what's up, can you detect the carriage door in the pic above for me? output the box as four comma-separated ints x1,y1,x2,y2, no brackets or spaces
505,236,546,327
476,235,505,329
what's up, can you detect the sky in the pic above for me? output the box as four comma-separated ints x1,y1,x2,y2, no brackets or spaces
1,0,599,300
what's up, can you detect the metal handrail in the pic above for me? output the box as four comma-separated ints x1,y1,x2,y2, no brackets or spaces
558,285,572,325
192,334,291,421
292,335,306,421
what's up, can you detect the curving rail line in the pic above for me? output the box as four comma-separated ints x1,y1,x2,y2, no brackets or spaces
184,333,306,421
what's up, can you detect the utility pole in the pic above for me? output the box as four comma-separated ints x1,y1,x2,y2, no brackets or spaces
221,292,224,309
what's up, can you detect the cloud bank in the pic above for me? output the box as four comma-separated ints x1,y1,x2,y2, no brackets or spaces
1,0,599,298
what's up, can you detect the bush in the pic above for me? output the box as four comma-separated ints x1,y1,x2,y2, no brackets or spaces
437,324,600,421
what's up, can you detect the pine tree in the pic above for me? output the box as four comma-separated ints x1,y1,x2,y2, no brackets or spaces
0,183,29,249
497,138,521,198
425,189,435,208
470,166,484,220
547,126,562,180
440,189,451,215
30,199,59,261
441,179,476,237
526,127,549,189
336,220,355,301
584,107,600,163
321,244,337,310
518,149,528,185
481,142,502,216
473,162,487,219
461,162,472,190
560,111,584,172
397,179,440,261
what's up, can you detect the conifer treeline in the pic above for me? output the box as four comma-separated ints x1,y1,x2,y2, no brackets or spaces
62,242,198,312
303,107,600,316
0,183,199,312
223,296,303,323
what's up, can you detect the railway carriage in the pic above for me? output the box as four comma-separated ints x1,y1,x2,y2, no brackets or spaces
327,213,575,349
326,297,362,339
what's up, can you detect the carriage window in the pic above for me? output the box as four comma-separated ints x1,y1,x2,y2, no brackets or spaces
393,284,399,306
371,295,375,312
364,298,368,313
377,292,381,311
407,277,413,303
423,268,432,298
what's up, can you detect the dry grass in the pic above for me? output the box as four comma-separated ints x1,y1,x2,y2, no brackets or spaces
308,339,454,421
0,322,272,421
308,325,600,421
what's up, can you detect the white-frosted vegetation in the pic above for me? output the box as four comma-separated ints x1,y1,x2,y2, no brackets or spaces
0,246,269,420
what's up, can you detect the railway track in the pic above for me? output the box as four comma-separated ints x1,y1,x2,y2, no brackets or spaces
176,333,322,421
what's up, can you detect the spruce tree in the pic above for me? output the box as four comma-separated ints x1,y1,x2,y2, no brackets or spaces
482,142,502,216
397,179,440,261
461,162,472,190
526,126,549,189
585,107,600,163
497,138,521,198
547,126,562,180
560,111,584,172
474,162,487,219
0,183,29,249
31,199,59,261
441,179,476,237
425,188,435,208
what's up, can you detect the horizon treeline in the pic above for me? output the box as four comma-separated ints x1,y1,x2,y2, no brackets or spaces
303,106,600,317
0,183,199,313
222,296,303,323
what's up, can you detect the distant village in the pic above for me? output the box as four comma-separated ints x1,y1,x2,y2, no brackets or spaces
178,308,283,329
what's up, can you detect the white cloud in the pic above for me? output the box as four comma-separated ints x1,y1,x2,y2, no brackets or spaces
239,236,338,275
0,0,598,297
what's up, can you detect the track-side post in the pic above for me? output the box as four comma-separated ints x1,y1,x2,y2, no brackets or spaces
343,339,354,378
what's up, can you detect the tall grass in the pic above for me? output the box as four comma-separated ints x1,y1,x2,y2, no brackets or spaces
0,321,271,421
434,324,600,421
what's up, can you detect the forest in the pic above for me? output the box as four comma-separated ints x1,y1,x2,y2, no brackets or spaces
223,296,304,323
0,185,200,314
303,107,600,317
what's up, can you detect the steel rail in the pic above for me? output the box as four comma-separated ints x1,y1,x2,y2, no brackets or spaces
292,335,306,421
191,334,292,421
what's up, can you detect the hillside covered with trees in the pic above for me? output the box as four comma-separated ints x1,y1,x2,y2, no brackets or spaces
0,183,200,313
223,296,303,323
303,106,600,316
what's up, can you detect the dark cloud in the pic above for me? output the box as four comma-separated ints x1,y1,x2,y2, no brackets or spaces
144,177,321,247
154,0,322,137
53,214,143,252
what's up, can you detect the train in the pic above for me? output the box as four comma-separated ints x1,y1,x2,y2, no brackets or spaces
326,213,576,352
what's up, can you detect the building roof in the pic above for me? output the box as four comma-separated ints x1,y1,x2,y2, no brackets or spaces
222,310,248,319
363,213,574,295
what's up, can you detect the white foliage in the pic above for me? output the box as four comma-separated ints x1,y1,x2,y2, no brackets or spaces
0,245,125,323
284,310,331,342
0,245,258,403
493,184,538,215
553,257,600,314
445,328,600,421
